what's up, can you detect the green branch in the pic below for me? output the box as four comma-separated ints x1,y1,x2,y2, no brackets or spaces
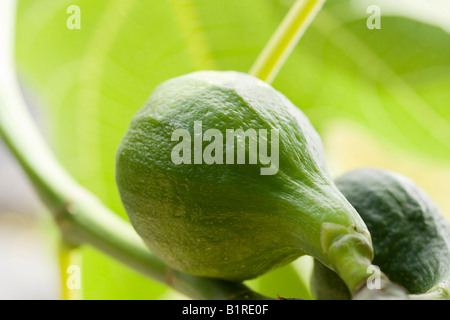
249,0,326,84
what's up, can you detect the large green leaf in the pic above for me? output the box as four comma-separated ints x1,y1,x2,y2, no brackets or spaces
274,0,450,162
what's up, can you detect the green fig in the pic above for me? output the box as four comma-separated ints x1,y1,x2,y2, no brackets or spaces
115,71,374,292
311,168,450,300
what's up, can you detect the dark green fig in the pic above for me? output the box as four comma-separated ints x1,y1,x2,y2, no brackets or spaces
312,168,450,300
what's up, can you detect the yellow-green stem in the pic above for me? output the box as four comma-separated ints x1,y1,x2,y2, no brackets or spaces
249,0,326,84
59,241,83,300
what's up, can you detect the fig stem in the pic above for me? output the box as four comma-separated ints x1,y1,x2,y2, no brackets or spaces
0,0,269,300
249,0,326,84
320,223,374,294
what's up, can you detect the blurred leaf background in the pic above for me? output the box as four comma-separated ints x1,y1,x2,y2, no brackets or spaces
1,0,448,299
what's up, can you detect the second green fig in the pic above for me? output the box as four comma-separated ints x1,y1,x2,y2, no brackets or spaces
312,168,450,300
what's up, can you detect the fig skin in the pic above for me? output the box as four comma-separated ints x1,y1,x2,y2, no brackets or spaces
116,71,371,281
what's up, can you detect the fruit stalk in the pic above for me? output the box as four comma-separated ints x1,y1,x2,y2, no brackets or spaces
320,223,374,294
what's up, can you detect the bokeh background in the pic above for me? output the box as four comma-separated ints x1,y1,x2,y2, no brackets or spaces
1,0,449,299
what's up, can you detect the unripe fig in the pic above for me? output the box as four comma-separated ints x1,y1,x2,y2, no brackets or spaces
115,71,373,286
312,168,450,300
